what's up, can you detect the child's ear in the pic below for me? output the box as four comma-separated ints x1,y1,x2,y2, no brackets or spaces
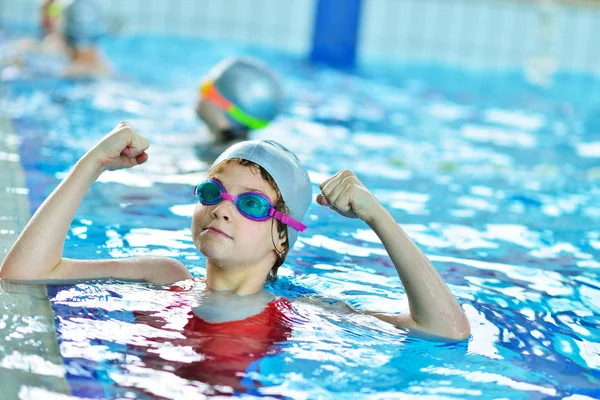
277,232,287,252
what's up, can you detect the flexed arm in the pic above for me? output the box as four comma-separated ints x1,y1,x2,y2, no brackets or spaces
317,170,470,341
0,122,191,284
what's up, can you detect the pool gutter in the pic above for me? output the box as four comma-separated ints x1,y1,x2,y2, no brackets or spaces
0,114,71,397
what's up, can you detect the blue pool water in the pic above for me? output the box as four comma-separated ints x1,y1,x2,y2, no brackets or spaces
1,33,600,399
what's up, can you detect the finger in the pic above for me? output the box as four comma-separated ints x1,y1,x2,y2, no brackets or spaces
319,169,346,191
121,135,150,158
316,193,330,206
135,152,149,165
120,147,135,158
320,175,345,205
320,169,353,197
322,172,356,211
125,151,148,168
138,134,150,150
316,193,348,215
117,154,137,168
333,182,356,212
113,121,130,133
120,145,147,158
326,175,357,212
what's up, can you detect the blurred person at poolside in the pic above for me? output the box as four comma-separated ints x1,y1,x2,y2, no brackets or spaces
11,0,110,77
194,56,283,155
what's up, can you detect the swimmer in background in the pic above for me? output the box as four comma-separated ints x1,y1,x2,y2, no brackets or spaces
13,0,110,77
195,57,283,154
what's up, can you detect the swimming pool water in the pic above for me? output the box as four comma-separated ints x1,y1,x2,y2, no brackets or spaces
1,34,600,399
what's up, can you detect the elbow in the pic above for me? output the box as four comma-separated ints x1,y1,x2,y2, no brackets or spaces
0,257,59,281
0,266,33,281
424,310,471,342
447,313,471,342
0,259,17,280
450,324,471,342
0,268,25,281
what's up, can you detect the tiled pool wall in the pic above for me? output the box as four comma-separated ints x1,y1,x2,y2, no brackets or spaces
359,0,600,74
2,0,600,73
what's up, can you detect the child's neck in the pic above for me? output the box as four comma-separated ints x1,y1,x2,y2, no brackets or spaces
205,260,270,296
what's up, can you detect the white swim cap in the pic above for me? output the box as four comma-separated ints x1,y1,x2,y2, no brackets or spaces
212,140,311,248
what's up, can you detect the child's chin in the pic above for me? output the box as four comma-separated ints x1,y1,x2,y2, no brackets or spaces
197,242,233,261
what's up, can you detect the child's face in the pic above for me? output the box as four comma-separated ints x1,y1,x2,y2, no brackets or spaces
191,162,282,268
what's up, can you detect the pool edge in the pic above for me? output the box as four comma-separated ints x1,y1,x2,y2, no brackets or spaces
0,114,71,397
0,115,30,265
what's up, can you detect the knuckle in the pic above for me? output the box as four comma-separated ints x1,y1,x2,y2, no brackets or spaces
340,169,354,177
342,175,356,185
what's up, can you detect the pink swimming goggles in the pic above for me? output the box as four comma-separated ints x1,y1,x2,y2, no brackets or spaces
194,179,307,232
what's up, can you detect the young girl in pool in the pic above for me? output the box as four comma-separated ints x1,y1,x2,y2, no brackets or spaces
0,122,470,343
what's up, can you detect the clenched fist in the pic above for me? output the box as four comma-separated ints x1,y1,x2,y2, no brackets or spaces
88,122,150,171
317,170,384,224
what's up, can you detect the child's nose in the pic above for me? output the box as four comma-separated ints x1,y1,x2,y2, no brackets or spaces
211,199,235,221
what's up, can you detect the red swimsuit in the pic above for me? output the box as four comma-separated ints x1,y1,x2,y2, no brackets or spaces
133,293,293,394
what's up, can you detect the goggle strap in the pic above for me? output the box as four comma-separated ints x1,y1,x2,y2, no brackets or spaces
271,209,307,232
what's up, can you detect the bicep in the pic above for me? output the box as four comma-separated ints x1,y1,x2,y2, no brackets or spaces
48,256,192,284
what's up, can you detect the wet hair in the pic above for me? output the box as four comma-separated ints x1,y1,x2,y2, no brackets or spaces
207,158,289,281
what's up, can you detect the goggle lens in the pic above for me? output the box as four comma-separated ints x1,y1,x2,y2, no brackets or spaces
195,180,272,220
196,180,222,205
193,179,307,232
237,193,272,220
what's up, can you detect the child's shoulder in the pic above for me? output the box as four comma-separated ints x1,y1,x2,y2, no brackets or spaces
168,276,206,292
